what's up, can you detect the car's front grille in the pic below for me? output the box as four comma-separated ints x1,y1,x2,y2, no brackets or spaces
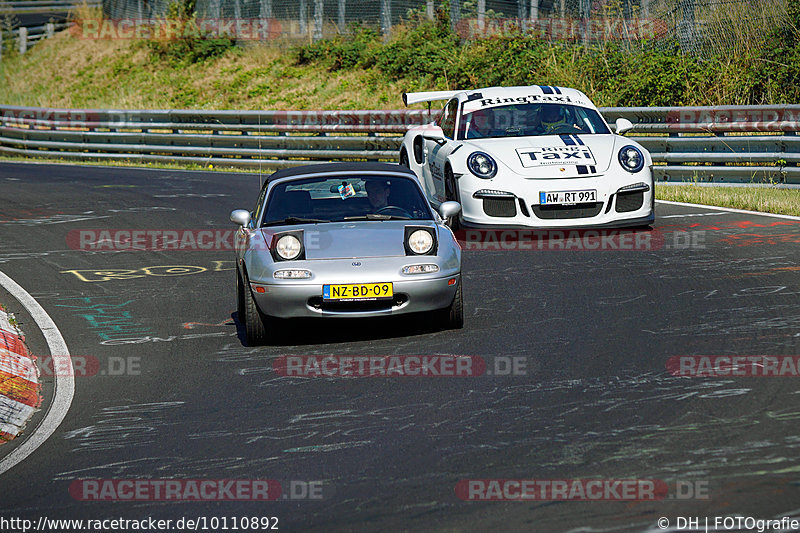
615,190,645,212
482,198,517,217
532,202,604,219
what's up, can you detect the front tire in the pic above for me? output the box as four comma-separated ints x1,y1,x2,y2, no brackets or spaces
438,279,464,330
400,149,410,168
238,269,268,345
236,267,246,320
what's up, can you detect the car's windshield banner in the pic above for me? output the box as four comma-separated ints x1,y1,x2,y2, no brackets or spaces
462,94,591,114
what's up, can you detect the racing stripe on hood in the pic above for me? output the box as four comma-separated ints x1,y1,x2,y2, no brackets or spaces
571,136,595,172
576,166,589,175
540,85,554,95
559,134,576,146
553,86,562,94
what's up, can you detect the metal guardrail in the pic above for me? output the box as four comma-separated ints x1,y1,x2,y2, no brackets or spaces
0,1,99,56
0,104,798,183
4,22,72,54
0,1,100,14
603,105,800,183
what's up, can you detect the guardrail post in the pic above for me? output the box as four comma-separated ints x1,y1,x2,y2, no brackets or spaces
579,0,590,44
530,0,539,25
0,31,3,62
380,0,391,40
313,0,323,41
426,0,434,20
260,0,273,19
337,0,345,32
46,22,54,39
477,0,485,30
678,0,696,53
18,26,26,54
300,0,307,36
450,0,461,31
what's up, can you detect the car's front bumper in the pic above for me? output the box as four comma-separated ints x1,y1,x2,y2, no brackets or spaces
459,212,654,230
250,274,461,319
458,172,654,229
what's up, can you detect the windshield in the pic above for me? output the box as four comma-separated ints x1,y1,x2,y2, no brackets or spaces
261,175,434,226
458,103,611,140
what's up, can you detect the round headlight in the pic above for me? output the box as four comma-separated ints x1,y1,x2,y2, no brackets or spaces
275,234,302,260
467,151,498,179
408,229,434,255
618,145,645,173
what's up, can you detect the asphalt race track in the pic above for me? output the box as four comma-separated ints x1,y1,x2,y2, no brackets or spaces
0,160,799,532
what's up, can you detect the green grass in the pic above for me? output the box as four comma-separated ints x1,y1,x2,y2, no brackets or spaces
656,184,800,216
0,31,411,109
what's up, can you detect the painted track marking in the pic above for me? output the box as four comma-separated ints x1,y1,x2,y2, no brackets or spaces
656,199,800,221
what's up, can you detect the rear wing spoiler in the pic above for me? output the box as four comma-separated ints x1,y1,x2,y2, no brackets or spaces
403,90,462,106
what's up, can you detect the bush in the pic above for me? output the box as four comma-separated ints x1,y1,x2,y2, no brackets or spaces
293,1,800,107
296,25,379,70
148,34,237,66
146,0,238,66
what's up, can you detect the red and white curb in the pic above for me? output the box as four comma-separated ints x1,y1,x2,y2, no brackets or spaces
0,270,72,477
0,304,41,442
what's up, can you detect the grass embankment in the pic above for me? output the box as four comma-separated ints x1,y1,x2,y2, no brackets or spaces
0,35,410,109
2,0,800,108
656,184,800,216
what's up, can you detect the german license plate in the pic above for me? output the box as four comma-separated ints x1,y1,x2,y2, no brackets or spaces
540,189,597,205
323,282,393,301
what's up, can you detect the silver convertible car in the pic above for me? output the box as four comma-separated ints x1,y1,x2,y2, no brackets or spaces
230,162,464,345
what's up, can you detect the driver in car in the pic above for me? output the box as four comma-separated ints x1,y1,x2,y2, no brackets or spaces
540,105,578,134
467,109,493,138
365,179,392,210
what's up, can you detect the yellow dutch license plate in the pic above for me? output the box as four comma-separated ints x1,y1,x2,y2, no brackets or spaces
323,282,393,301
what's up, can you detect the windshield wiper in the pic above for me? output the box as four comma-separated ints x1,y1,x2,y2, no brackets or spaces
263,217,329,226
343,214,411,221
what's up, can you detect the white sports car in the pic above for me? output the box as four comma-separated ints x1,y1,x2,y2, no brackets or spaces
400,86,654,229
